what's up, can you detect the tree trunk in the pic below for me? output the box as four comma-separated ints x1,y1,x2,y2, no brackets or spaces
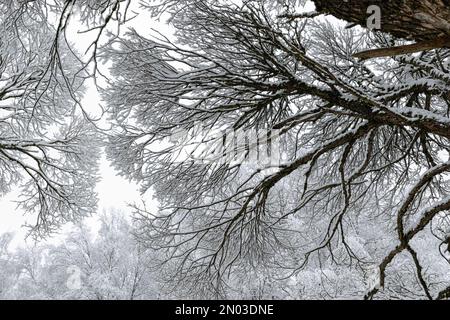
312,0,450,42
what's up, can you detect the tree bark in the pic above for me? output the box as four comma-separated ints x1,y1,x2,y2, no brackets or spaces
312,0,450,42
353,35,450,59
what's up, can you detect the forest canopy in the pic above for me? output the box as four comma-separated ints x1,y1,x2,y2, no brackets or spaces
1,0,450,300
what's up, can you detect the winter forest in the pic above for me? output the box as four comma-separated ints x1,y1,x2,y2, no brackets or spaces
0,0,450,300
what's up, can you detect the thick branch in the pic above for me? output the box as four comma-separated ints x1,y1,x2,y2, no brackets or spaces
354,36,450,60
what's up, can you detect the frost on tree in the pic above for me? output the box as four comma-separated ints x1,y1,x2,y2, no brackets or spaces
3,0,450,300
102,0,450,299
0,211,157,299
0,1,101,236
